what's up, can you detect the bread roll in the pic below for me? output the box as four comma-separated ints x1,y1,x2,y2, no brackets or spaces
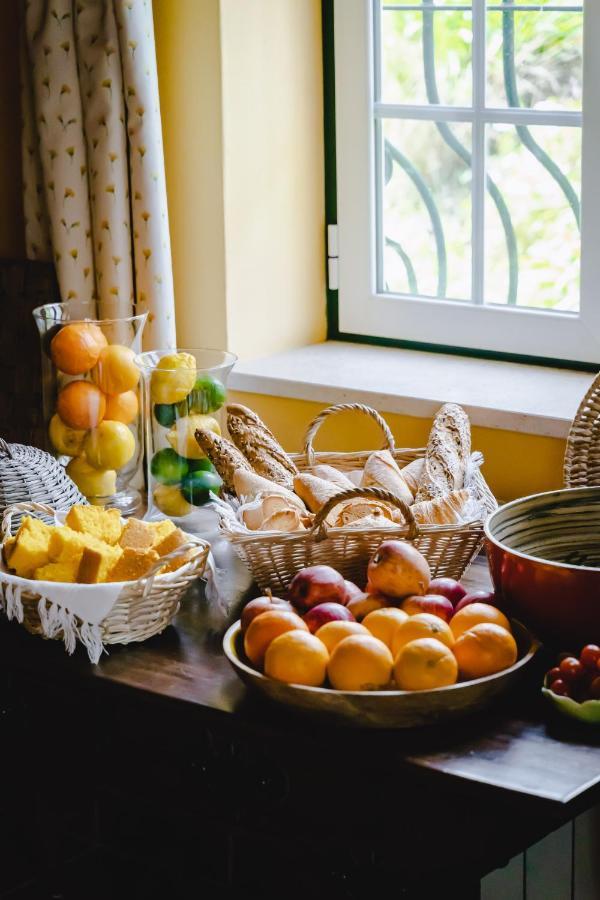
293,472,341,512
327,498,396,528
360,450,413,505
415,404,471,501
412,489,472,525
310,464,355,490
233,469,306,511
400,458,424,497
261,509,306,532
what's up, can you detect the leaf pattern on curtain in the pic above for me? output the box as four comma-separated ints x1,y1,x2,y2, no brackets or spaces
21,0,176,349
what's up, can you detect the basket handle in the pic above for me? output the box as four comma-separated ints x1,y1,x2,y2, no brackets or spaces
2,501,57,541
140,538,210,596
309,487,418,541
302,403,395,466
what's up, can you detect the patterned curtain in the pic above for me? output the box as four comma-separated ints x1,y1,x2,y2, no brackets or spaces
20,0,176,349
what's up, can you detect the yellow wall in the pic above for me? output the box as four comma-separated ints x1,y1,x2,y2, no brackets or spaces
0,2,25,259
229,391,566,502
153,0,327,358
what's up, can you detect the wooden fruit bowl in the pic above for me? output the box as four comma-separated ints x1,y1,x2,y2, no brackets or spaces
223,620,538,729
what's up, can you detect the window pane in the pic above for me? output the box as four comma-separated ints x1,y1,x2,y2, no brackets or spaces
484,124,581,310
381,119,472,301
381,8,472,106
487,8,583,111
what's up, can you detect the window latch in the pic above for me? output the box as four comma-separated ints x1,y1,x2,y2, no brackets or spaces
327,224,339,291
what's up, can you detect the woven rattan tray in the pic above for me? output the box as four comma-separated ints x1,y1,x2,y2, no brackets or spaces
564,371,600,488
220,403,497,594
0,502,210,662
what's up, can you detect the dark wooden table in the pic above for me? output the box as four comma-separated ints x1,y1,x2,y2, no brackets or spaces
0,559,598,900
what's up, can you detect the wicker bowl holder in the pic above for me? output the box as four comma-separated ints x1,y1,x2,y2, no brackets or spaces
0,502,210,659
221,403,497,594
564,371,600,488
0,439,85,529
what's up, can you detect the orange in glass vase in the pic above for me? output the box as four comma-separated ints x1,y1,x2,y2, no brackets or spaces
50,323,107,375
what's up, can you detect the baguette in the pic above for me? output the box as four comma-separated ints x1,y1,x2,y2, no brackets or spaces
415,404,471,501
194,429,252,494
226,404,298,490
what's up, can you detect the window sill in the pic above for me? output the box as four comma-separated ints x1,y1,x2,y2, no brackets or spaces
229,341,596,439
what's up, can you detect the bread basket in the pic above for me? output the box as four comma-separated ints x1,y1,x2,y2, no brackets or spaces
0,502,210,663
564,370,600,488
220,403,497,594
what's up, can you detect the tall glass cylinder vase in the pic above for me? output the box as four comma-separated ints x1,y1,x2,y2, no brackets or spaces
137,349,236,532
33,300,147,515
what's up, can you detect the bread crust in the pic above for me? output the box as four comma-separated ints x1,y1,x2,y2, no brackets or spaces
415,404,471,501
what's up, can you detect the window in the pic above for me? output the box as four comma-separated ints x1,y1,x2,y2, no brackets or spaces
332,0,600,365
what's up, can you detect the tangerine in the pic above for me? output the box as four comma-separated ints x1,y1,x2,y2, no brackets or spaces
50,323,107,375
315,620,369,655
327,634,393,691
391,613,454,659
57,381,106,430
104,390,138,425
394,638,458,691
362,607,409,650
450,603,511,640
452,623,517,679
264,631,329,686
92,345,140,394
244,609,308,669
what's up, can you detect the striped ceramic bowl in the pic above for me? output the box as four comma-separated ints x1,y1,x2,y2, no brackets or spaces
485,487,600,648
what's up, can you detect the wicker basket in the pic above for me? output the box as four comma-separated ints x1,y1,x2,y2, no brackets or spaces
564,371,600,488
0,502,210,660
0,439,85,528
221,403,497,594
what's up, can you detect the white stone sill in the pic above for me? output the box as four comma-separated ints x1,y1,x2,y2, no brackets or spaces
229,341,596,439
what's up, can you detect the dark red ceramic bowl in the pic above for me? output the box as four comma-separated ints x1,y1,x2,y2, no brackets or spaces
485,487,600,648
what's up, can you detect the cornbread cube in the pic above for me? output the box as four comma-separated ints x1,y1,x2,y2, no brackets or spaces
34,559,80,583
8,517,55,578
78,544,123,584
2,536,16,565
65,505,122,545
119,518,156,551
107,547,160,582
148,520,176,544
154,527,194,573
48,526,110,562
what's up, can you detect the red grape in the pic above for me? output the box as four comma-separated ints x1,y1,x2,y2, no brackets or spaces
580,644,600,670
550,678,569,696
546,666,561,686
559,656,585,682
588,676,600,700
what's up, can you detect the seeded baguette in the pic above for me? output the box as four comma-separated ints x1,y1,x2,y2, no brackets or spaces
415,403,471,501
226,403,298,490
194,429,253,494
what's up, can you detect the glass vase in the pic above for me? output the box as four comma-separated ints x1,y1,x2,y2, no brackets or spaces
137,348,236,531
33,300,147,515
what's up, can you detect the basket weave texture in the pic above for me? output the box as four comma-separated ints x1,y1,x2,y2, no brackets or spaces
1,502,210,654
564,371,600,488
0,439,85,529
221,403,497,594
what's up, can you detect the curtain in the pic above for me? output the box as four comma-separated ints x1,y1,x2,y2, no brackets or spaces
21,0,176,349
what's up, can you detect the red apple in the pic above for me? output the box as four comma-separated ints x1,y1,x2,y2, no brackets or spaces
428,577,466,608
454,590,497,614
346,592,387,622
342,580,363,605
241,595,292,633
367,540,430,599
401,594,454,623
288,565,347,611
304,602,355,634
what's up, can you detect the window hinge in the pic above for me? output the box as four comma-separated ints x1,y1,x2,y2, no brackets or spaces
327,223,339,291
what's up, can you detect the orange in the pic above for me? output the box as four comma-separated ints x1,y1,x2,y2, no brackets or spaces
92,344,140,394
57,381,106,430
327,634,393,691
315,620,369,655
50,323,107,375
244,609,308,669
362,607,409,650
264,631,329,686
104,390,138,425
453,623,518,679
391,613,454,659
346,592,387,622
450,603,511,640
394,638,458,691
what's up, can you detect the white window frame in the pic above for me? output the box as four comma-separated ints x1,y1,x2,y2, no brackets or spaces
334,0,600,365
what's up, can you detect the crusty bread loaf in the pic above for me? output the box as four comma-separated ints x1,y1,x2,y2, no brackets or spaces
326,498,397,528
293,472,341,513
412,489,472,525
233,469,306,512
415,404,471,501
400,458,425,497
194,429,253,493
360,450,413,505
226,404,298,490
